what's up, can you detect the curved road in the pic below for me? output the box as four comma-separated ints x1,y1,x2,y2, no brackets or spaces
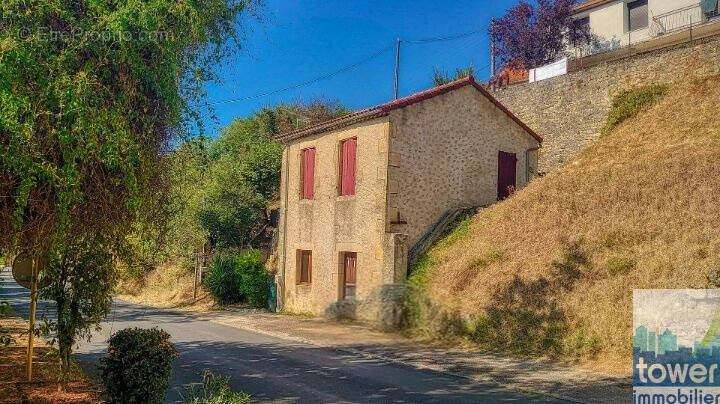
1,269,564,403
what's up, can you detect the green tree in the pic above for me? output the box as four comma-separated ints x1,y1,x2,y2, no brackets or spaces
0,0,259,253
1,0,260,387
40,235,116,390
432,65,474,86
193,99,348,251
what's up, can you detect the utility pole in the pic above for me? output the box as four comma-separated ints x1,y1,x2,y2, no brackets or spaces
490,39,496,78
26,257,38,381
394,38,401,100
490,20,496,78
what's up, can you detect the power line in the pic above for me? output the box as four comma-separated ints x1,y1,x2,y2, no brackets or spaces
210,44,395,106
210,27,489,106
403,28,486,44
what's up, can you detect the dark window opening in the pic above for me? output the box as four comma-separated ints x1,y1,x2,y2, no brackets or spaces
298,250,312,284
341,252,357,300
628,0,649,31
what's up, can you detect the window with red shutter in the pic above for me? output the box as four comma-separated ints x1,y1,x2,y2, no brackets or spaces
300,148,315,199
339,138,356,196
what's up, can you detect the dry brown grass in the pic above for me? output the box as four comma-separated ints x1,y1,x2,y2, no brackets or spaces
117,263,217,311
417,76,720,375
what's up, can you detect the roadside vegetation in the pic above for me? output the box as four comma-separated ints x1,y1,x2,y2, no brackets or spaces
118,100,350,308
1,0,262,397
181,370,251,404
404,76,720,374
101,327,177,403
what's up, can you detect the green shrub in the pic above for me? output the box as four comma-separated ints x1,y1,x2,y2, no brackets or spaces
602,84,667,136
205,255,243,305
180,369,251,404
604,254,636,275
101,327,177,404
236,250,270,308
204,251,270,307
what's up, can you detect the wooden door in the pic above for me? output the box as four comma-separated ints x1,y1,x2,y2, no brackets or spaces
497,151,517,200
342,252,357,300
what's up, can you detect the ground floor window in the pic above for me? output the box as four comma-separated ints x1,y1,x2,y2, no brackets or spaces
340,252,357,299
297,250,312,284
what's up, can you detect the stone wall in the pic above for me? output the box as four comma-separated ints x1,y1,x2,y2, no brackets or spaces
276,118,392,316
492,35,720,171
387,85,541,248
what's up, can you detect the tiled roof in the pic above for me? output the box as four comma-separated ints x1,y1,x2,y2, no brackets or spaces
572,0,616,14
272,75,542,143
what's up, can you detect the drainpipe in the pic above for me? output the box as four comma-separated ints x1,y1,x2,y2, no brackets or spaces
525,146,540,183
278,146,290,312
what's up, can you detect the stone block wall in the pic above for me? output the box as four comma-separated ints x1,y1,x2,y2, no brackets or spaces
492,35,720,171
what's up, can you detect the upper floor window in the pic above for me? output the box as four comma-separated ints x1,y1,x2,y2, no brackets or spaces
300,148,315,199
338,138,356,196
628,0,648,32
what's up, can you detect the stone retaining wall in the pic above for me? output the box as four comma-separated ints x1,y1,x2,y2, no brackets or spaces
492,35,720,171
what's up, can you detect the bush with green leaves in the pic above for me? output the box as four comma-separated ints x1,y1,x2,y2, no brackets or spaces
204,251,270,307
602,84,667,136
101,327,177,404
204,255,242,305
180,369,250,404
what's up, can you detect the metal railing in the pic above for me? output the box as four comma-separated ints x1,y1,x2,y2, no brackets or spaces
651,2,720,36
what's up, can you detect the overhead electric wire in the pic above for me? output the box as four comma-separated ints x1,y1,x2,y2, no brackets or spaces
210,44,395,106
402,28,486,44
211,27,490,106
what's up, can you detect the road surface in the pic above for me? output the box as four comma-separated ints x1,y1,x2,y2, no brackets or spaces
1,269,564,403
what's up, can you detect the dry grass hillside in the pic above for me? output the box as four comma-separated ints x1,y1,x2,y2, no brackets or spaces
409,75,720,375
118,263,217,311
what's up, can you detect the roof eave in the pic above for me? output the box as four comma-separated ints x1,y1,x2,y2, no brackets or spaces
272,108,388,143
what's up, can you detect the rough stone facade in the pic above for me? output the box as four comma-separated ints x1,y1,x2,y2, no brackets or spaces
386,85,540,248
275,82,541,324
493,34,720,171
277,118,392,317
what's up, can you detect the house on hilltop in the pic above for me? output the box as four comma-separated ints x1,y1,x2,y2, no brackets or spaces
572,0,720,54
271,76,542,324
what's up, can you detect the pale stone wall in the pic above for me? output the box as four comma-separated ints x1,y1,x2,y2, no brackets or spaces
277,118,391,316
386,85,541,249
494,34,720,171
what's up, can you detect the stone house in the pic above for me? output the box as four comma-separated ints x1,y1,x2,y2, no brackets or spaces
272,76,542,323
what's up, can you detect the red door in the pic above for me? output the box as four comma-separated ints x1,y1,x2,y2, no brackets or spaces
342,252,357,300
497,151,517,200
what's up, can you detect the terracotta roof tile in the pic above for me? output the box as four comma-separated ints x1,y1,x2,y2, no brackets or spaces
572,0,616,14
272,75,542,144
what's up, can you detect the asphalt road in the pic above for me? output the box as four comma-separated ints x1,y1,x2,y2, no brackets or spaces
1,268,565,403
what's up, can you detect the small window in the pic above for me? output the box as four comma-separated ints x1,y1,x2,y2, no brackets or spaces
574,16,589,32
341,252,357,300
300,148,315,199
573,16,590,35
338,138,356,196
297,250,312,284
628,0,648,31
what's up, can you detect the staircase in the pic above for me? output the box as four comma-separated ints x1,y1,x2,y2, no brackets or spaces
407,206,478,267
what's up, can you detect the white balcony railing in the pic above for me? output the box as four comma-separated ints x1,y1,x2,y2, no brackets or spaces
651,2,720,36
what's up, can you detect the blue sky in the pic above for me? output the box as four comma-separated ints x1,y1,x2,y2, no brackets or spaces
202,0,524,135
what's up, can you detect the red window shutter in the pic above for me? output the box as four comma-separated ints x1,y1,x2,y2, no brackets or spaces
340,138,356,196
301,148,315,199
